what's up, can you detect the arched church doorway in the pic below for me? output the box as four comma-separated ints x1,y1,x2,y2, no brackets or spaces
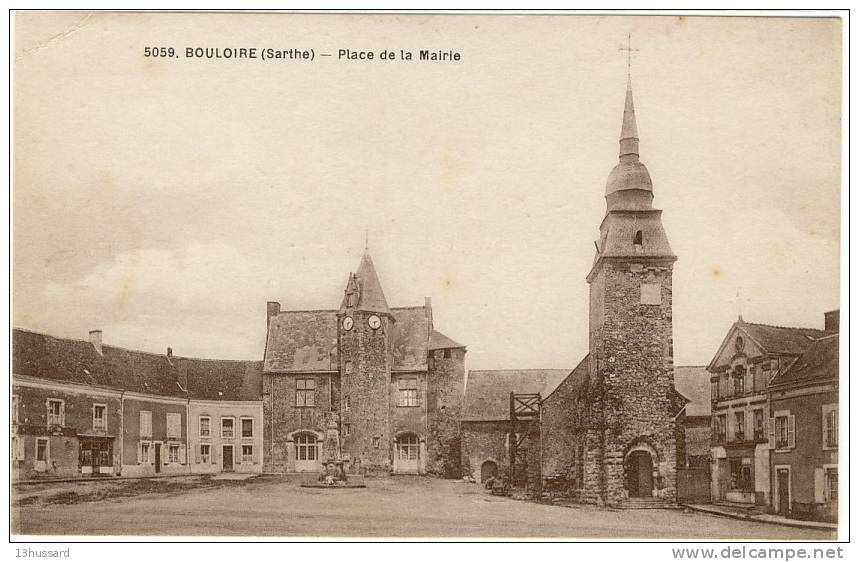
626,450,654,497
480,460,498,483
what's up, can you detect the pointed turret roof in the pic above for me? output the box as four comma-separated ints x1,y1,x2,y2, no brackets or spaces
619,76,639,155
340,250,390,314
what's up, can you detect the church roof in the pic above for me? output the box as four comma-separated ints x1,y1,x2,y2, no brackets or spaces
770,334,838,387
12,328,262,401
264,305,436,372
462,368,571,421
673,366,711,417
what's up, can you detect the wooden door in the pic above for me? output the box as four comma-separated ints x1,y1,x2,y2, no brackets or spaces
154,443,161,473
394,434,419,474
777,469,790,515
223,445,234,472
637,453,653,497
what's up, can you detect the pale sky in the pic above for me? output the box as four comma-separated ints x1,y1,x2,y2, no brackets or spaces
13,13,842,370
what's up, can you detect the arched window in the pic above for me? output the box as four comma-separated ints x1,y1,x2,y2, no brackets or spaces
634,230,643,246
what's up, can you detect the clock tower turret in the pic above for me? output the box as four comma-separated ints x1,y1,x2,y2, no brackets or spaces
337,248,393,473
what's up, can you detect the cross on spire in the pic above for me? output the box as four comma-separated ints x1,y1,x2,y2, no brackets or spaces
364,229,369,252
619,32,639,79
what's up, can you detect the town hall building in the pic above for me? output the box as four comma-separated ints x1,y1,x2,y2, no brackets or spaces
261,250,467,477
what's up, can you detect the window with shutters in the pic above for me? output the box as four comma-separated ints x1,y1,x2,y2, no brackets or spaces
822,404,837,450
734,411,745,441
140,411,152,438
168,444,180,464
774,413,795,450
398,378,419,407
242,445,253,463
166,413,181,439
753,409,765,441
296,379,316,408
47,399,64,427
140,441,151,463
733,367,746,396
199,416,211,438
92,404,107,431
221,417,235,439
241,418,254,438
716,414,727,443
200,444,210,464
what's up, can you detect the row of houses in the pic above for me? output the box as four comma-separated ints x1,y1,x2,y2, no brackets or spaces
11,329,263,480
707,311,839,522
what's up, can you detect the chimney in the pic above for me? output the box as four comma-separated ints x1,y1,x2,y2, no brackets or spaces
167,347,173,362
424,296,433,328
267,301,281,329
89,330,103,355
824,310,839,333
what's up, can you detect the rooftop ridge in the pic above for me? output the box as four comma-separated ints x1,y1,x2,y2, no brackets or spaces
743,321,826,333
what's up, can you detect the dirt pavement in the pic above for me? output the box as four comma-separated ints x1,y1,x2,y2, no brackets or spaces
12,475,836,539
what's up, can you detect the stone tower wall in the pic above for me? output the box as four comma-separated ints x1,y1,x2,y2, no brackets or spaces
426,347,466,478
338,311,392,473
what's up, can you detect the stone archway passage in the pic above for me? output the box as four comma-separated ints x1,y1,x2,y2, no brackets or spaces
626,450,654,498
480,460,498,483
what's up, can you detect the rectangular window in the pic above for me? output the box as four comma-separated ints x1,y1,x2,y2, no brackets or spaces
36,437,49,462
47,399,64,427
199,416,211,438
344,395,350,410
221,418,234,439
242,445,253,463
826,468,838,501
372,436,380,449
774,415,795,449
711,379,719,401
343,423,351,437
721,374,730,398
753,367,767,392
166,413,181,439
140,410,152,438
296,378,316,408
200,444,210,464
398,378,418,407
823,405,838,449
717,414,727,443
12,395,19,425
241,418,253,438
734,411,745,441
753,409,765,441
141,441,151,463
168,444,179,464
92,404,107,430
734,373,745,396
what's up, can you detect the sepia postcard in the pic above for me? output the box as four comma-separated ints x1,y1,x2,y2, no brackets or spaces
9,10,845,544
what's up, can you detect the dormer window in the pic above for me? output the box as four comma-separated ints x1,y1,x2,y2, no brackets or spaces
633,230,643,246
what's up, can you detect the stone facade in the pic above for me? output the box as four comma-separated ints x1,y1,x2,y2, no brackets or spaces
262,250,467,476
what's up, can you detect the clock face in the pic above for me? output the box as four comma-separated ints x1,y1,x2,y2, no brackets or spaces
368,315,382,330
342,316,354,331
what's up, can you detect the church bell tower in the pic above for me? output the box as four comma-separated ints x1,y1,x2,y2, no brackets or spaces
585,75,679,504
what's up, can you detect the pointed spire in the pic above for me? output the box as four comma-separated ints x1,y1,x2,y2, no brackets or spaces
619,76,640,160
339,248,390,314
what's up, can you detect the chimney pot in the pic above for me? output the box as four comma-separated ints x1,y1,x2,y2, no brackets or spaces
89,330,103,355
167,347,173,358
